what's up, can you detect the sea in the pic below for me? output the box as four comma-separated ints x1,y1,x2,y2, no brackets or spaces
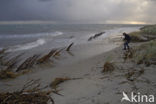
0,24,142,52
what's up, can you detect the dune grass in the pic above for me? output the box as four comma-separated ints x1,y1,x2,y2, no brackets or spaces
140,25,156,35
50,77,71,90
129,31,147,42
134,40,156,66
129,25,156,42
0,70,19,79
0,79,55,104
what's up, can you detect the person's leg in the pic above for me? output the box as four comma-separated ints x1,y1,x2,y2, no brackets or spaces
123,42,126,50
125,41,129,50
127,42,130,50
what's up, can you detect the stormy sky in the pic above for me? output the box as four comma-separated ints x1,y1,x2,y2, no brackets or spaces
0,0,156,24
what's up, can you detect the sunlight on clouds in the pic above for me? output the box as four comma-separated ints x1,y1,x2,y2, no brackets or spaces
129,21,146,24
106,20,146,24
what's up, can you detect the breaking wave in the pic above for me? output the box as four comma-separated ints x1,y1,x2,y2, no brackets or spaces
7,38,46,52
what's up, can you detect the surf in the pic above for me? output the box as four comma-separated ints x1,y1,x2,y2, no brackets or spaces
7,38,46,52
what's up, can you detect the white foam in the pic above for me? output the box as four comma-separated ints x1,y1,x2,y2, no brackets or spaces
7,38,46,52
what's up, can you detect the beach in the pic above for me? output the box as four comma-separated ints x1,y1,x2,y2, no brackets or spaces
0,24,156,104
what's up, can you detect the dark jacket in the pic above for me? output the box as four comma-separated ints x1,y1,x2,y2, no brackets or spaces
124,34,131,42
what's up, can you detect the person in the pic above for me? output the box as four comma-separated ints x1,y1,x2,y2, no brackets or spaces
123,32,131,50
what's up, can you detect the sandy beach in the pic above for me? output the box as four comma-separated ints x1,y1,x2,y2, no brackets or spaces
0,25,156,104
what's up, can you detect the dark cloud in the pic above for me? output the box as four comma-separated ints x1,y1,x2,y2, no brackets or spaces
0,0,155,24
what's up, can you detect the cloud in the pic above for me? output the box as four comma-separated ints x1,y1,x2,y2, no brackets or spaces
0,0,155,24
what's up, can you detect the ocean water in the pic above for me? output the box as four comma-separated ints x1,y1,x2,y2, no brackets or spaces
0,24,142,52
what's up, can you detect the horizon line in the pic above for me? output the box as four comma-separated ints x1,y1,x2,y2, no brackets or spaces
0,20,154,25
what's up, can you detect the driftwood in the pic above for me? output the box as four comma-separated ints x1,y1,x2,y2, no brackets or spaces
66,43,74,51
88,32,105,41
16,55,39,72
37,49,57,64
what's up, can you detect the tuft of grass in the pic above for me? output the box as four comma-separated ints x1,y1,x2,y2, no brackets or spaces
50,77,71,90
123,49,134,61
125,69,145,81
102,61,115,73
